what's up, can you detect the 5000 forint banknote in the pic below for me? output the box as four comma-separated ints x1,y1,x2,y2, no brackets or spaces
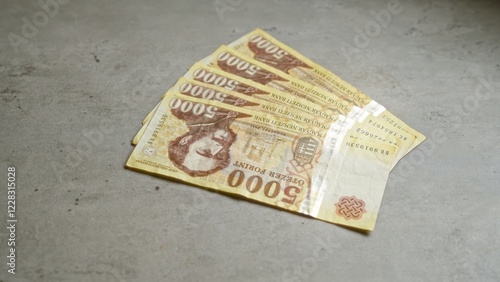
127,90,397,230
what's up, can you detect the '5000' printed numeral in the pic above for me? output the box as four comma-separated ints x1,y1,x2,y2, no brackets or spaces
227,170,300,205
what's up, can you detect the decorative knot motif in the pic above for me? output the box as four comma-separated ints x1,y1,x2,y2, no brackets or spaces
335,196,366,220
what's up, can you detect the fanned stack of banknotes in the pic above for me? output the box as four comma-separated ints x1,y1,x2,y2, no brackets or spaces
126,28,425,231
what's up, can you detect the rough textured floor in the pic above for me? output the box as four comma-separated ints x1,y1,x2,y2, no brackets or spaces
1,0,499,281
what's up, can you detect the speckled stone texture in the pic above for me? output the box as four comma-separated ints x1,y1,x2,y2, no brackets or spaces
0,0,499,281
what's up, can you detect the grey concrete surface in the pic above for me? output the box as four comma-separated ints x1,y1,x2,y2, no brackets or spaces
1,0,499,281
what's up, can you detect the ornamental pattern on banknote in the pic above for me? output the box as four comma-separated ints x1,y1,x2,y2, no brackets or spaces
335,196,366,220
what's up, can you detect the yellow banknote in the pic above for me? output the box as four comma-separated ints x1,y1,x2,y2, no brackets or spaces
127,90,396,230
227,28,425,152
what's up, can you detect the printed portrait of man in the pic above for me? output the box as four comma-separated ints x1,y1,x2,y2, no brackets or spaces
168,109,238,177
168,126,236,177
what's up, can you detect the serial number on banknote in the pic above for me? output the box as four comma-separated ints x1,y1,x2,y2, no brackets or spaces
344,141,391,155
